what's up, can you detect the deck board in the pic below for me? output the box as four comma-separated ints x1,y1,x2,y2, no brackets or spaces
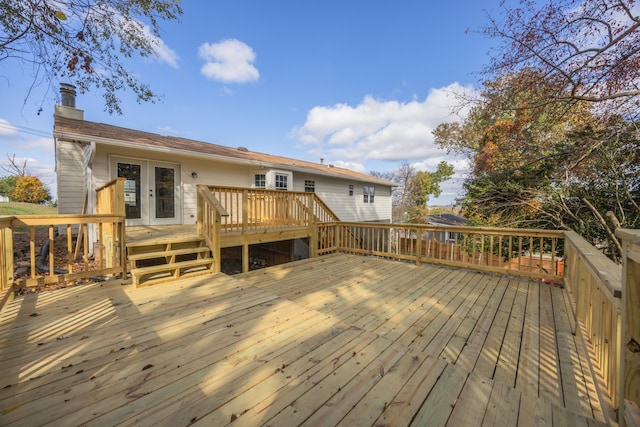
0,253,611,426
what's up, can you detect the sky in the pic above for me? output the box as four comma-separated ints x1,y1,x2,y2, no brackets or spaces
0,0,506,205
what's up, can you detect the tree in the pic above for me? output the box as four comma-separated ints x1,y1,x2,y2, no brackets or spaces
434,69,640,260
11,175,51,204
1,154,52,204
483,0,640,116
433,0,640,260
0,0,182,114
0,175,17,199
373,161,454,223
404,162,455,223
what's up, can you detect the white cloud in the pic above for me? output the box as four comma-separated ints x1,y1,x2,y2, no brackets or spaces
144,27,179,68
122,18,179,68
291,83,478,206
0,119,18,136
199,39,260,83
291,83,476,163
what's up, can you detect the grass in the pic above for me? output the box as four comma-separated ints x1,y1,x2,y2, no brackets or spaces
0,202,57,216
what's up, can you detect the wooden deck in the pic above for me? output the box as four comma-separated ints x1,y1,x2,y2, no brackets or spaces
0,254,612,426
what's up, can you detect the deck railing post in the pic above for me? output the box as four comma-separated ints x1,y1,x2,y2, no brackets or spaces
415,228,421,266
242,189,248,234
0,218,14,309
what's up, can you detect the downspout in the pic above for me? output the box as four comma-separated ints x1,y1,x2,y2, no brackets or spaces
85,141,96,257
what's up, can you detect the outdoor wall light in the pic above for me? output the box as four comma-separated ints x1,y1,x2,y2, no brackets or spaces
191,172,198,179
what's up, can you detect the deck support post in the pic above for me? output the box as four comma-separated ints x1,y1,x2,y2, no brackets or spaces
242,243,249,273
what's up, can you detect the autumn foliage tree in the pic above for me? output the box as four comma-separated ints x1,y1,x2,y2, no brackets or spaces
10,175,51,204
435,68,639,260
433,0,640,260
0,0,182,114
1,155,52,204
483,0,640,113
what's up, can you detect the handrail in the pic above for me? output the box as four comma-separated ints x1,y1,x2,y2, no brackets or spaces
196,185,229,272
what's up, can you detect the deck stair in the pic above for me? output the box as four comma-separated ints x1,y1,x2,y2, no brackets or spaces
127,235,214,287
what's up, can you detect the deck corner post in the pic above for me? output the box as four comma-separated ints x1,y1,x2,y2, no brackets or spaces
213,210,222,273
310,223,318,258
196,185,203,236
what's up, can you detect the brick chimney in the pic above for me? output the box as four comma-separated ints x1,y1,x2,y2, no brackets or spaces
55,83,84,120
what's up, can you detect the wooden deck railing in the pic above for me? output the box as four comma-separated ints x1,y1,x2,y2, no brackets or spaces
208,186,335,233
3,214,126,289
196,185,229,272
564,231,623,412
317,222,565,281
616,229,640,426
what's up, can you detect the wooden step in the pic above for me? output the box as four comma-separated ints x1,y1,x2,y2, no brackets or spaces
128,247,211,265
131,258,214,287
126,234,204,249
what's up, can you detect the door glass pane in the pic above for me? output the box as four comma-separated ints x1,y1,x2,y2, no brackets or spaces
117,163,141,219
155,166,175,219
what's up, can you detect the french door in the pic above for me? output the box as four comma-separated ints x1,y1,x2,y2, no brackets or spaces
113,158,181,226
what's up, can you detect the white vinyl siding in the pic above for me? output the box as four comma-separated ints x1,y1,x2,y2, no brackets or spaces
56,140,87,214
65,143,392,225
293,173,392,223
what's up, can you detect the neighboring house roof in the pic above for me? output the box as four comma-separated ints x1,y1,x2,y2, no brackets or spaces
426,214,467,226
54,116,395,186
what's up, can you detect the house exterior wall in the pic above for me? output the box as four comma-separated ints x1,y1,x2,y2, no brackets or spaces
292,172,392,223
91,144,253,224
56,140,87,214
57,140,393,225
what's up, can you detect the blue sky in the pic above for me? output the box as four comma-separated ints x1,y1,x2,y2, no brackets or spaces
0,0,504,205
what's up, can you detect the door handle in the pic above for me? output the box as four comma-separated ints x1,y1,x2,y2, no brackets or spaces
149,189,153,197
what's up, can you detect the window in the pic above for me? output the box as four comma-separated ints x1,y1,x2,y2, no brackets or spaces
275,173,288,190
363,186,375,203
304,180,315,193
348,184,354,196
254,173,266,188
